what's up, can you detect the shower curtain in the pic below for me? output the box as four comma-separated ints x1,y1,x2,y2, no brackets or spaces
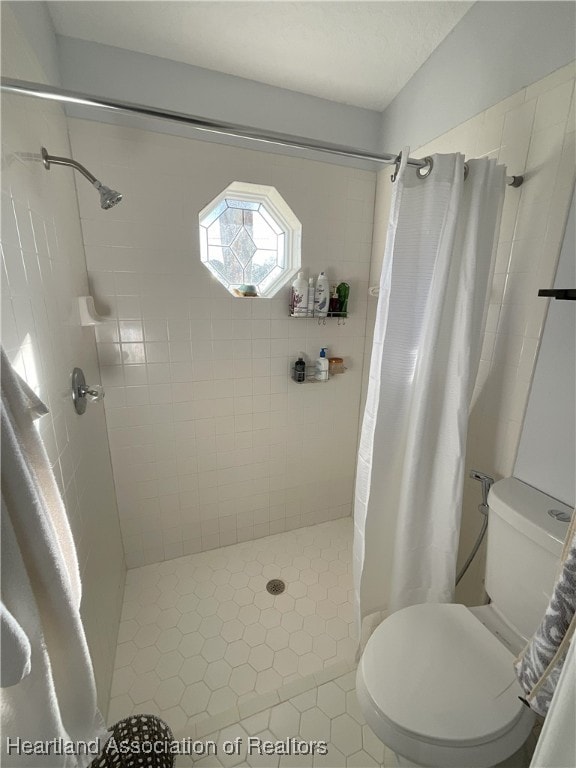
354,152,505,632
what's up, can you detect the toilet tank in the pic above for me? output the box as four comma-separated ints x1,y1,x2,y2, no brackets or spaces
486,477,572,643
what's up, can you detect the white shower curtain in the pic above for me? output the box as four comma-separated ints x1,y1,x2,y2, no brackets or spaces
354,152,505,632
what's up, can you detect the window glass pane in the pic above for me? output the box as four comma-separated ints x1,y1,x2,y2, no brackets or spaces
230,228,257,267
226,198,260,211
208,207,243,245
208,246,244,285
199,183,300,297
258,264,284,293
259,205,284,235
252,211,278,251
244,249,277,285
200,199,227,227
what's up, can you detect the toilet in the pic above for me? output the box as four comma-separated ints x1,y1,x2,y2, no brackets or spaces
356,477,573,768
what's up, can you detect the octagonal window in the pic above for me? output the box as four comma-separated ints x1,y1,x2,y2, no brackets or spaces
199,182,301,298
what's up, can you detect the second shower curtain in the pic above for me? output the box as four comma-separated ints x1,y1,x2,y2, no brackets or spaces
354,152,505,631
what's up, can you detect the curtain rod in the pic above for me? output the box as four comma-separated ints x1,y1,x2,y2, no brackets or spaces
1,77,523,187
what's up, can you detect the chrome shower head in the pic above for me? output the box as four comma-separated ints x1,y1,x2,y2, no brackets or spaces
94,181,123,210
41,147,122,210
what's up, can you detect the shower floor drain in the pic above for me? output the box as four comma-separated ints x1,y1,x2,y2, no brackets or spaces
266,579,285,595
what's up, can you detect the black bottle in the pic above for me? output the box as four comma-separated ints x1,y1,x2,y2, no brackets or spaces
329,286,341,316
293,356,306,383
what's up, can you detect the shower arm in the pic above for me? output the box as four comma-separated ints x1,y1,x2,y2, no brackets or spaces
41,147,99,186
40,146,122,209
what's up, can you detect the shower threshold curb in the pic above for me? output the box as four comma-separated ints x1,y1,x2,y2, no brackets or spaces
174,658,356,741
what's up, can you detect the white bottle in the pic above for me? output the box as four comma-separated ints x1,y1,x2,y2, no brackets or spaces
314,271,330,318
307,277,315,317
315,347,329,381
291,271,308,316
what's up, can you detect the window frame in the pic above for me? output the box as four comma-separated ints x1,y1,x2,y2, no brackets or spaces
198,182,302,298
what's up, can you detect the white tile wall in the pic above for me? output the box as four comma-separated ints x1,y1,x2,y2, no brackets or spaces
68,119,376,567
0,6,125,715
365,62,576,604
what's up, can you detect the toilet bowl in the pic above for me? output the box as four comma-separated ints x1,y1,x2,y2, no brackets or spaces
355,478,572,768
356,603,535,768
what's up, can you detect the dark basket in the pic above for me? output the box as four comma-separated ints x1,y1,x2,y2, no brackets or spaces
90,715,175,768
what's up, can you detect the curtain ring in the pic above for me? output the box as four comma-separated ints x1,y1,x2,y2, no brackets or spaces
390,152,402,183
416,157,433,180
464,162,470,180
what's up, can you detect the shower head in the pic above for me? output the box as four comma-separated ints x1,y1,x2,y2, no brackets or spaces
41,147,122,210
94,181,123,210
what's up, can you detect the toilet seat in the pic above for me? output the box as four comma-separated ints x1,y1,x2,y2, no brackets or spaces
356,603,535,767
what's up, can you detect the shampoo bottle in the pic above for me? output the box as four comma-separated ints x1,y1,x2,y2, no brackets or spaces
307,277,315,316
314,272,330,318
291,272,308,316
315,348,329,381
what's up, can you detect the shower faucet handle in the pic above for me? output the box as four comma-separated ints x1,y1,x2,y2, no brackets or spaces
80,384,104,402
71,367,105,414
469,469,494,515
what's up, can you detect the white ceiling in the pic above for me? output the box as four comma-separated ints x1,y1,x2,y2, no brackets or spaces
46,1,473,112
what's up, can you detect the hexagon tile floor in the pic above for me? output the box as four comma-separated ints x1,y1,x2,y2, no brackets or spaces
109,517,357,729
169,666,539,768
173,667,398,768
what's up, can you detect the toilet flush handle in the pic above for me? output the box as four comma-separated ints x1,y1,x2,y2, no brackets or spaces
469,469,494,516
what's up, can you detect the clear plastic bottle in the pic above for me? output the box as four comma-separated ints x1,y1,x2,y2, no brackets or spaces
307,277,315,317
314,272,330,318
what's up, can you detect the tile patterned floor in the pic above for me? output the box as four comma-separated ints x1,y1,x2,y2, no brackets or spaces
169,664,540,768
109,518,356,728
109,516,540,768
173,666,397,768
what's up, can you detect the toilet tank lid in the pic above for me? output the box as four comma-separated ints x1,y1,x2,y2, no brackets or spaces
488,478,572,557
